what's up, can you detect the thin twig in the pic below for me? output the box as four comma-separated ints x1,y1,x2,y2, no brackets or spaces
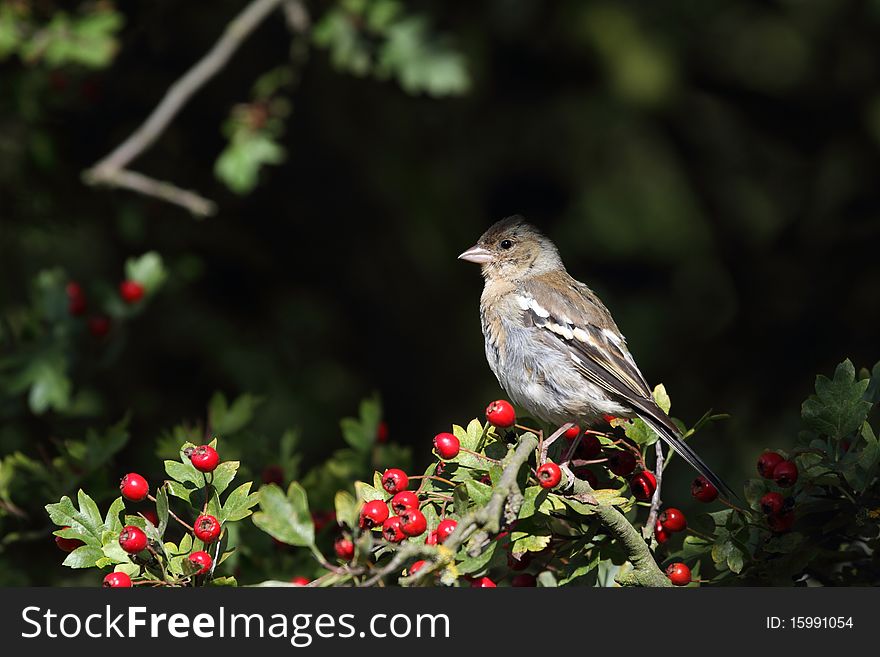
644,441,664,540
82,0,294,216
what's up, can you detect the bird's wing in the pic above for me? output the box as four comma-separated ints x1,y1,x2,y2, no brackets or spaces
517,277,653,405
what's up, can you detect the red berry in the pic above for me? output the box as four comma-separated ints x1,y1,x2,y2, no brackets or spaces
436,519,458,543
511,573,537,587
760,492,785,516
311,510,336,533
334,536,355,561
391,491,420,515
563,425,581,440
290,576,310,586
399,508,428,537
767,510,795,533
142,510,159,527
382,516,406,543
602,414,617,424
536,462,562,489
471,576,497,588
102,572,132,588
119,472,149,502
655,522,669,544
189,445,219,473
189,550,212,575
409,560,427,576
382,468,409,494
377,421,389,444
485,400,516,428
87,315,110,338
607,450,637,476
757,451,784,479
433,432,460,460
691,475,718,503
425,530,439,545
119,280,145,304
54,528,84,553
574,467,598,488
666,562,691,586
194,515,221,542
66,282,87,316
658,507,687,533
261,464,284,486
577,434,602,459
359,500,390,529
118,526,147,553
630,471,657,501
772,460,798,488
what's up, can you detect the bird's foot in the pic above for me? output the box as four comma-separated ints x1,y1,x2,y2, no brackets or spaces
559,462,578,491
540,422,574,464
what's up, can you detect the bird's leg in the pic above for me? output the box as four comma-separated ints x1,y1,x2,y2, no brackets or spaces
540,422,574,464
561,434,582,466
559,462,578,491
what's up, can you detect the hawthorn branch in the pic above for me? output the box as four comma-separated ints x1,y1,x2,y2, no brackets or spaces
569,477,671,587
82,0,295,217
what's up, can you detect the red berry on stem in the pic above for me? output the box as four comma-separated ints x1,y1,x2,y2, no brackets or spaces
189,551,212,575
424,530,439,545
666,562,691,586
142,510,159,527
87,315,110,338
436,519,458,543
194,515,221,542
630,471,657,501
290,576,311,586
767,510,795,533
658,507,687,533
433,433,460,460
655,522,669,544
391,491,420,514
471,576,497,588
120,472,149,502
507,552,532,571
563,425,581,440
574,467,598,488
607,450,637,476
334,536,355,561
772,460,798,488
66,282,87,316
577,434,602,459
691,475,718,503
757,451,784,479
311,510,336,533
103,572,132,588
55,527,84,553
189,445,219,473
118,526,147,553
409,560,427,576
536,462,562,489
399,507,428,537
602,414,617,424
119,280,145,304
485,400,516,428
382,468,409,494
760,492,785,515
511,573,537,587
359,500,389,529
382,516,406,543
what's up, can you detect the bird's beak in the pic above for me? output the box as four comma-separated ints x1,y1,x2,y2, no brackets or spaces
458,245,495,264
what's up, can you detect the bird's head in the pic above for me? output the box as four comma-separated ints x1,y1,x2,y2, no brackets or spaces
458,216,563,281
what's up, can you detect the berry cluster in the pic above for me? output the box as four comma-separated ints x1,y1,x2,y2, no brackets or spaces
65,276,147,339
755,451,798,532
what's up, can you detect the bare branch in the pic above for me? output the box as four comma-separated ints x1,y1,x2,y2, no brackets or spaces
83,0,296,215
643,441,664,540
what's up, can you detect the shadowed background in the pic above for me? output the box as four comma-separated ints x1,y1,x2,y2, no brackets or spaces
1,0,879,583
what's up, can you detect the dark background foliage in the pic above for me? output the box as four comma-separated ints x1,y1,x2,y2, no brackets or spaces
1,0,878,584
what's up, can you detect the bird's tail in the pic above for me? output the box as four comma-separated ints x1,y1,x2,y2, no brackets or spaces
638,408,737,501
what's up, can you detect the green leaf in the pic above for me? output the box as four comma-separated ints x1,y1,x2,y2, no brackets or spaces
511,532,551,553
652,384,671,413
221,482,260,523
743,479,765,508
124,251,166,293
214,131,286,195
208,392,261,436
46,490,105,547
252,483,315,547
354,480,385,503
463,479,492,507
164,459,204,489
62,545,103,569
103,496,126,535
339,395,382,452
801,359,871,439
210,460,240,496
334,490,359,529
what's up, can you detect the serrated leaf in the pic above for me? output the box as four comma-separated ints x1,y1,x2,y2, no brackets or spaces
165,460,204,488
743,479,765,508
103,496,126,535
334,490,358,529
208,392,261,436
221,481,259,523
252,483,314,547
125,251,166,293
801,359,872,439
62,545,103,569
511,533,551,553
354,480,385,503
463,479,493,507
210,461,239,496
155,487,169,537
46,490,105,547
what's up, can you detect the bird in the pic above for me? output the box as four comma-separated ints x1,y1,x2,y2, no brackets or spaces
458,215,734,499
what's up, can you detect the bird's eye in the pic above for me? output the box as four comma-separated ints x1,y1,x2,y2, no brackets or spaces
500,239,513,250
